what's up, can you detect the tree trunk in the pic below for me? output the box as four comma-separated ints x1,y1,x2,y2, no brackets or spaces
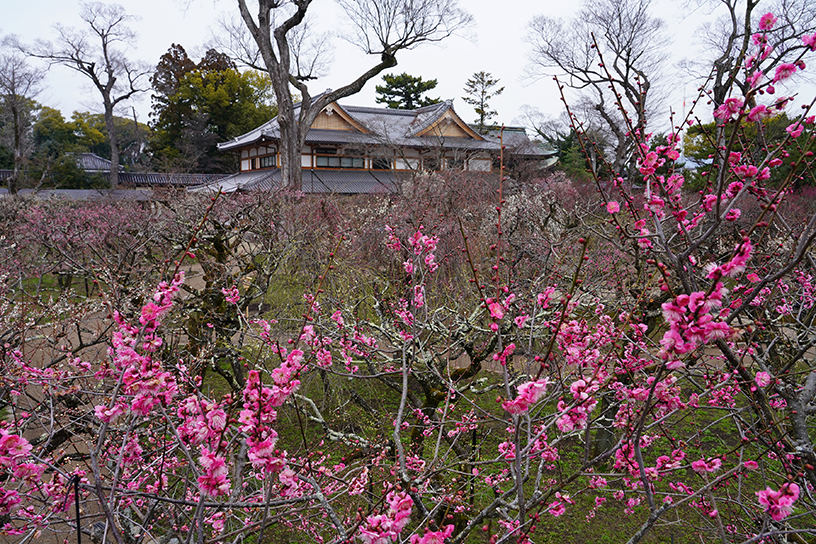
278,118,303,191
7,173,18,195
591,392,618,461
104,101,120,189
9,106,21,195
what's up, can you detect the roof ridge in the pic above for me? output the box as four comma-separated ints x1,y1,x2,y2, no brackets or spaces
404,100,454,137
344,105,416,115
291,89,331,110
414,99,452,112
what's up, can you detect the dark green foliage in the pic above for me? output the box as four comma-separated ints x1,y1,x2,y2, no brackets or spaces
559,142,594,182
0,144,12,169
48,154,91,189
536,127,593,181
461,71,504,133
374,72,441,110
33,106,75,149
683,112,812,189
149,45,277,173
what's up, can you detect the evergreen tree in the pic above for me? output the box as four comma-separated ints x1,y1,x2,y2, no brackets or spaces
27,107,150,187
683,113,806,189
461,71,504,133
149,46,276,173
149,44,197,158
374,73,440,110
33,106,77,150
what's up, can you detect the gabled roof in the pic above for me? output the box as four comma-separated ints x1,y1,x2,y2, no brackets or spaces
317,102,371,133
409,102,484,139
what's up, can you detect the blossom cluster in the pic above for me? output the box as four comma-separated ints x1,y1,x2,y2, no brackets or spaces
502,378,549,414
756,483,800,521
659,282,731,366
358,490,413,544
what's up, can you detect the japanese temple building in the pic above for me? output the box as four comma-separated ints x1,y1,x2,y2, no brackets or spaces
206,97,555,194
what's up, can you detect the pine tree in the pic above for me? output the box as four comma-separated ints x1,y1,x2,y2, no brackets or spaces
375,73,441,110
461,71,504,133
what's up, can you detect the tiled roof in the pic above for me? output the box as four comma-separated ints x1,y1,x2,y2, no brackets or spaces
121,173,229,186
404,101,455,136
71,153,124,172
217,99,553,157
189,170,279,193
480,127,557,158
0,170,229,187
0,188,153,200
190,168,400,195
306,169,398,194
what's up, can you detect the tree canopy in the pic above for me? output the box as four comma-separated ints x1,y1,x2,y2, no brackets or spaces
682,112,813,189
374,72,441,110
149,45,277,173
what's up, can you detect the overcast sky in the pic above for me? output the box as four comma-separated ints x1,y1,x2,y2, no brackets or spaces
1,0,809,134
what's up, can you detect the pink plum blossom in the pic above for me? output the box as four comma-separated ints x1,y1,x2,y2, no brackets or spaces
140,303,161,326
758,12,777,31
409,525,454,544
787,122,804,138
488,301,504,320
757,483,799,521
502,378,549,414
755,371,771,387
746,71,764,88
725,209,741,221
0,489,21,515
0,432,32,464
747,104,771,121
713,98,744,120
692,458,722,474
221,286,240,304
359,490,413,543
94,403,125,424
197,447,230,496
548,501,566,517
773,63,797,83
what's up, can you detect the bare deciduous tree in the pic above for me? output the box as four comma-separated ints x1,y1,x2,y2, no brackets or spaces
684,0,816,107
527,0,665,176
25,2,148,188
234,0,472,190
0,47,43,194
